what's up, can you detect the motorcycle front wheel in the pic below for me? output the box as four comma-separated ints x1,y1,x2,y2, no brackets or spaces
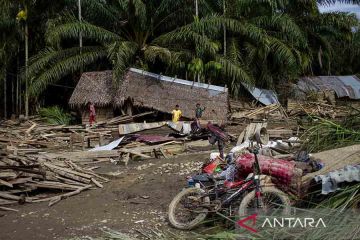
168,187,209,230
238,186,290,217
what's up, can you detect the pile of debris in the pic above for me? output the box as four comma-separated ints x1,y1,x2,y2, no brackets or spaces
287,100,349,118
0,150,107,208
0,114,217,208
230,104,288,122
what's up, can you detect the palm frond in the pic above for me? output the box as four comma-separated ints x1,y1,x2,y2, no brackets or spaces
107,41,138,81
268,36,298,67
46,17,121,46
26,47,94,78
29,46,107,96
252,14,308,47
217,56,254,89
144,45,171,64
65,0,119,24
153,27,220,56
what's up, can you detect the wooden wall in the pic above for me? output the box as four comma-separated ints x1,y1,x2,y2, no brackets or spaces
81,106,113,125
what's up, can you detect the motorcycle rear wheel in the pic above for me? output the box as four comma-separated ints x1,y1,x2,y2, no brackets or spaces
168,187,209,230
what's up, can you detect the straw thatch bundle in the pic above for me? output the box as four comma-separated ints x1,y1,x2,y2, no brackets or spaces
69,71,114,107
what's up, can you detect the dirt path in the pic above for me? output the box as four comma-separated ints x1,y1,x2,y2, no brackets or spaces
0,153,209,240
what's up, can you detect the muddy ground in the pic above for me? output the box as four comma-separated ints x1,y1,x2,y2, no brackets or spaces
0,152,211,240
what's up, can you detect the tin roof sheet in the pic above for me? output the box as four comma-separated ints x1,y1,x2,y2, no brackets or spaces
297,75,360,99
242,84,280,105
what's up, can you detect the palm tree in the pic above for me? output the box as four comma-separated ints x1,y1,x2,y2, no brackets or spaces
28,0,360,99
0,1,21,118
28,0,196,96
30,0,310,97
285,0,359,75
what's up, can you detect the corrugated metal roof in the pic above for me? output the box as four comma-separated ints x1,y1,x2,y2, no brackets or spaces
129,68,228,94
314,164,360,195
297,75,360,99
242,84,280,105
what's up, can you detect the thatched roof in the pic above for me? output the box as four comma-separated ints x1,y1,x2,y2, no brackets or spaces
69,68,229,121
115,68,229,121
69,71,113,107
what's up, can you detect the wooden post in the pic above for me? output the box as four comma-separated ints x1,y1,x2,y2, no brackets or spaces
81,132,85,150
126,101,133,116
70,133,74,151
98,133,104,146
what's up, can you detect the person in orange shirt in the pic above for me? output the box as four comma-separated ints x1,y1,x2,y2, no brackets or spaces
171,105,182,123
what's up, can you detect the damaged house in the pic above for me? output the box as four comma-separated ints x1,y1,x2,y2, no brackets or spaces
69,68,229,124
293,75,360,103
69,71,114,124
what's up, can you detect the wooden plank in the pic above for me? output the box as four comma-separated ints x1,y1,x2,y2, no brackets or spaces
0,171,17,179
159,148,169,159
0,179,13,188
120,149,151,159
8,177,32,185
0,206,19,212
48,185,92,207
43,162,92,179
25,122,37,135
91,178,103,188
0,192,21,201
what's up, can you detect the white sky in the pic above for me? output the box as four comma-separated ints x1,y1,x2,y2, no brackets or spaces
319,3,360,18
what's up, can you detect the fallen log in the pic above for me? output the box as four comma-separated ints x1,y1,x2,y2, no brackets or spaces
0,206,19,212
48,185,92,207
0,179,13,188
43,162,92,179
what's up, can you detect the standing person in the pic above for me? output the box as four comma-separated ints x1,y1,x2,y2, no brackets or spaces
195,103,206,119
88,102,96,126
207,122,229,159
172,104,182,123
195,103,206,129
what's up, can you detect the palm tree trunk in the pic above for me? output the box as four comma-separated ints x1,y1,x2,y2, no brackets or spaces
223,0,226,56
11,74,14,115
3,67,6,119
25,21,29,118
195,0,198,17
16,50,19,115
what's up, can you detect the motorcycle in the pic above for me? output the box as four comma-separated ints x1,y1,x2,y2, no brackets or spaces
168,147,291,230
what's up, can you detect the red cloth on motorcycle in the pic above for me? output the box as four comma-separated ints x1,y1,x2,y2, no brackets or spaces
235,153,295,185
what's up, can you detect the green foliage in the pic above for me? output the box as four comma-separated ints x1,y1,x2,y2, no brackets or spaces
302,111,360,152
38,106,71,125
317,183,360,209
1,0,357,111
